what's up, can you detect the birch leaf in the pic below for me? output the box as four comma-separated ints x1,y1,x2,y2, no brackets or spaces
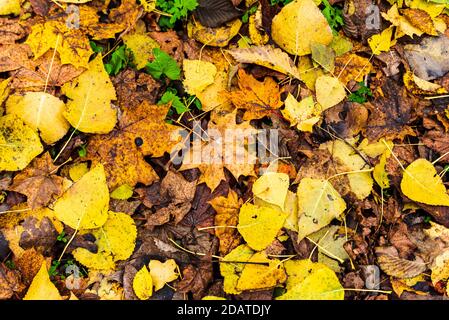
401,159,449,206
6,92,70,144
62,55,117,134
0,114,43,171
297,178,346,242
24,262,62,300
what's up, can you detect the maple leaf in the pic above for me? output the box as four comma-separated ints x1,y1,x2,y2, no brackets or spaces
229,69,283,120
9,153,65,209
209,189,242,255
88,101,181,189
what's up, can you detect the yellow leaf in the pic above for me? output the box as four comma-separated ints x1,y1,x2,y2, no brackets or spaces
334,53,373,86
133,266,153,300
382,5,423,38
220,244,254,294
73,211,137,270
315,75,346,110
282,94,320,132
69,162,89,182
62,55,117,134
140,0,156,12
229,45,301,80
358,138,392,158
252,172,289,209
202,296,226,300
298,56,324,90
311,42,335,72
282,191,299,231
403,71,447,95
324,140,373,200
373,150,391,189
308,226,350,264
54,164,109,230
0,0,20,15
183,60,217,96
24,262,62,300
248,14,269,46
196,71,230,112
187,19,242,47
297,178,346,242
368,27,396,55
237,203,288,251
236,252,287,292
57,0,93,2
271,0,333,56
123,31,159,69
0,114,43,171
401,159,449,206
277,259,344,300
26,21,93,69
110,184,134,200
430,249,449,285
6,92,70,144
0,78,10,111
406,0,445,18
149,259,179,291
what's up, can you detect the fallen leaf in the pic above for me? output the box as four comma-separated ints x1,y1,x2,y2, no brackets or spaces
252,172,289,210
382,5,423,38
220,244,254,294
123,29,160,70
149,259,179,291
311,42,335,73
183,59,217,96
277,259,344,300
133,266,153,300
315,75,346,110
193,0,241,28
376,246,427,279
228,45,301,80
281,94,321,133
236,251,286,292
296,178,346,242
24,261,62,300
401,8,437,35
0,0,20,15
0,114,43,171
0,18,26,44
62,55,117,134
368,27,396,55
6,92,70,144
271,0,333,56
9,153,65,209
73,211,137,270
229,69,282,120
19,216,58,254
237,203,288,251
25,21,93,69
334,53,373,86
401,159,449,206
187,18,242,47
53,164,109,230
0,262,24,299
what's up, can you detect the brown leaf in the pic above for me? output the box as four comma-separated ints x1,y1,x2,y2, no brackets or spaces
176,263,213,300
0,18,26,44
422,130,449,160
401,9,437,36
29,0,50,16
0,263,25,300
209,189,242,255
112,69,161,110
364,79,415,142
13,248,44,285
149,31,184,63
9,153,65,209
376,246,427,279
19,216,58,254
0,44,33,73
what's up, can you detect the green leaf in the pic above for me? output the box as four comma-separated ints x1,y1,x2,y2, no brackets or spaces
146,48,180,80
104,45,129,76
156,0,198,27
321,0,344,35
348,82,373,103
89,41,104,53
158,88,189,113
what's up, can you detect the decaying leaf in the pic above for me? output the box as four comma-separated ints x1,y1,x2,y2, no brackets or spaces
73,211,137,270
229,69,283,120
0,114,43,171
228,45,301,80
281,94,321,133
187,18,242,47
296,178,346,242
376,246,427,279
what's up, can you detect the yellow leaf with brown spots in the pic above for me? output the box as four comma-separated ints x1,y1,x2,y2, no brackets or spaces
187,19,242,47
210,189,243,255
25,21,93,69
334,53,373,86
401,8,437,36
